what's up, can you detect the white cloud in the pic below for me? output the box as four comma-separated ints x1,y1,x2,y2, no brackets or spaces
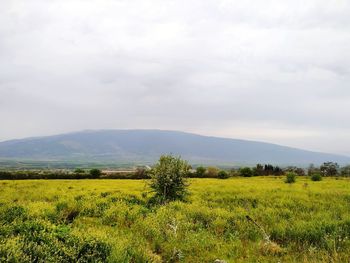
0,0,350,155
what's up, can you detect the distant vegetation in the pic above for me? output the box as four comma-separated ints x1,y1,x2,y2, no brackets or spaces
217,170,229,179
1,161,349,180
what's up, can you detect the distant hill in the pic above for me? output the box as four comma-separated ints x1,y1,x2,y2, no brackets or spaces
0,129,349,166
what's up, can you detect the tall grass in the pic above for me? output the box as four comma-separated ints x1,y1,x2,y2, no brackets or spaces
0,177,350,262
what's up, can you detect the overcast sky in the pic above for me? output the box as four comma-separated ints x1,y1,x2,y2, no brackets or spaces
1,0,350,155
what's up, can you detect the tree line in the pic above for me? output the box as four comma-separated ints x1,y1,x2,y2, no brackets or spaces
193,162,350,178
0,161,349,180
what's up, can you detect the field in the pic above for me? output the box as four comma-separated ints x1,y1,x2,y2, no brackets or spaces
1,177,350,262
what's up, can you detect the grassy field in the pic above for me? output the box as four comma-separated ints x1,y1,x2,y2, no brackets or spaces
1,177,350,262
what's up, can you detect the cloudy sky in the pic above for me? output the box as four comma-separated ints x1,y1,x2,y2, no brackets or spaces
1,0,350,155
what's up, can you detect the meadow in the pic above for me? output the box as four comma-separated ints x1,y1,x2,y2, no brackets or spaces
1,177,350,262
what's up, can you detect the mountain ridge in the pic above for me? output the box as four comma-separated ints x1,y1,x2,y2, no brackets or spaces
0,129,348,166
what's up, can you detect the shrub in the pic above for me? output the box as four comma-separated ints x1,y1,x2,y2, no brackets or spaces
206,167,219,178
195,166,206,178
240,167,253,177
149,155,190,203
311,173,322,181
90,169,102,179
285,172,296,184
77,238,111,262
217,170,229,179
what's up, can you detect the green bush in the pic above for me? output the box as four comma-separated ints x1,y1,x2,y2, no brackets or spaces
90,169,102,179
195,166,206,178
218,170,229,179
240,167,253,177
77,238,111,262
311,173,322,181
285,172,296,184
149,155,190,203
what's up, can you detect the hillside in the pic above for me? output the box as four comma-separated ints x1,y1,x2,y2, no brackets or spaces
0,130,348,165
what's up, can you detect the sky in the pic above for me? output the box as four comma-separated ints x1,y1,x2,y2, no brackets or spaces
1,0,350,155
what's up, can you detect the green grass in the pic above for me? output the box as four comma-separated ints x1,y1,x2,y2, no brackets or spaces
1,177,350,262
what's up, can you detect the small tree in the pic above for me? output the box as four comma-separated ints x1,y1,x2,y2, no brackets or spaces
264,164,274,175
255,164,264,176
218,170,229,179
284,166,305,176
295,168,305,176
273,166,283,176
90,169,102,179
320,162,339,176
285,172,296,184
341,165,350,177
206,166,219,178
239,167,253,177
195,166,206,178
149,155,190,203
308,164,316,176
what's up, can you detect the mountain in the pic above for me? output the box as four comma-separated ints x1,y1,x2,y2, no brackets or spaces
0,129,348,166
